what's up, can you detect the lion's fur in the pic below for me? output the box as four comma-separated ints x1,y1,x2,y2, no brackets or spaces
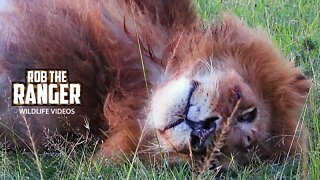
0,0,309,171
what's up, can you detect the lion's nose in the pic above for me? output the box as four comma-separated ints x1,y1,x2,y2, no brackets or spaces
186,116,219,149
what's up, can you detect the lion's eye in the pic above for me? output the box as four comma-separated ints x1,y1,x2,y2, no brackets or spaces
238,107,257,122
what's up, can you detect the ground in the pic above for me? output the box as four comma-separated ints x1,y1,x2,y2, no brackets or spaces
1,0,319,179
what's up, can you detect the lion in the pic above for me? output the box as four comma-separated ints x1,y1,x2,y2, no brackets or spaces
0,0,310,173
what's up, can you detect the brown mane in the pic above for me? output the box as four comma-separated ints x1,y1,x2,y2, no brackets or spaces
0,0,197,150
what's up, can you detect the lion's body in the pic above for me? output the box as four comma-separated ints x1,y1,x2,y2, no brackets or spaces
0,0,309,172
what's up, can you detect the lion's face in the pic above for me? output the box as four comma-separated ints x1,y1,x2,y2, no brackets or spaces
147,60,270,155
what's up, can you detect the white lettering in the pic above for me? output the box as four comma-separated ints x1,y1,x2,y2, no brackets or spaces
69,84,81,105
13,84,25,105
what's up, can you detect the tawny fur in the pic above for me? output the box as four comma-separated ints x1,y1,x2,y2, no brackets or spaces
0,0,309,172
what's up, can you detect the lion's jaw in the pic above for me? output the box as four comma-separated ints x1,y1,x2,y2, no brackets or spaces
147,62,268,155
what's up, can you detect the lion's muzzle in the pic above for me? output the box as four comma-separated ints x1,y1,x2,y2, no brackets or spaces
187,116,219,149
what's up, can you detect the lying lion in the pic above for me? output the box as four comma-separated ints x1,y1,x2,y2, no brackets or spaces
0,0,310,173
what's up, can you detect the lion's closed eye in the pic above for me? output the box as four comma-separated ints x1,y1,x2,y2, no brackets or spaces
238,107,257,123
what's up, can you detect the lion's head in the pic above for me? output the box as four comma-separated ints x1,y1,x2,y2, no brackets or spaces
145,15,309,165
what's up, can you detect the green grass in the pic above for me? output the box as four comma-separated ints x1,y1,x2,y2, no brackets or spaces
1,0,319,179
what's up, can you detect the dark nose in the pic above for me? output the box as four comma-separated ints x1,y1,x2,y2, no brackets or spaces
186,116,219,149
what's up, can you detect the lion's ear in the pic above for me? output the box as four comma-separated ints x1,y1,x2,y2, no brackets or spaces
272,70,310,117
259,64,310,154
